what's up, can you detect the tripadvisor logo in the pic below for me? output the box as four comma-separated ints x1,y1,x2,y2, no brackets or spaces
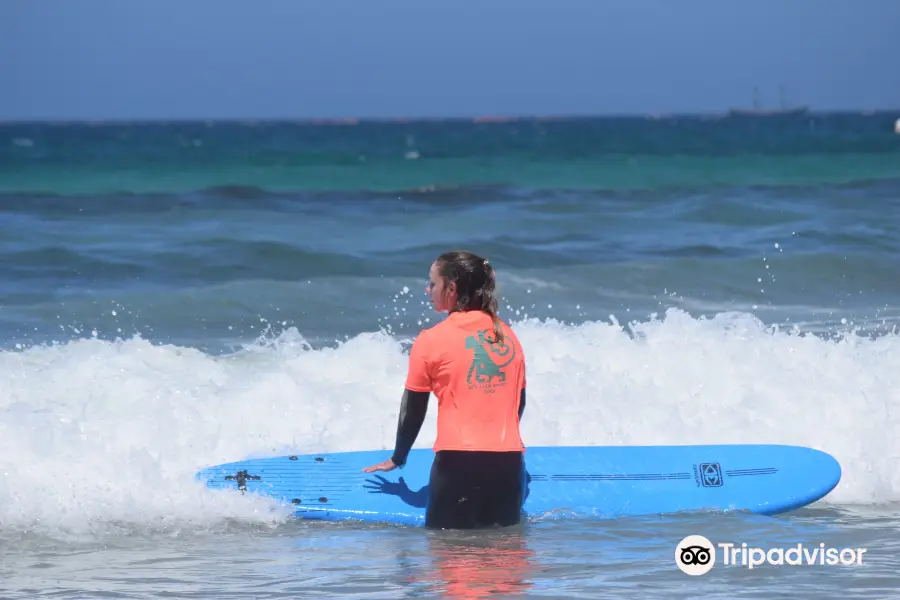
675,535,868,574
675,535,716,576
465,328,516,388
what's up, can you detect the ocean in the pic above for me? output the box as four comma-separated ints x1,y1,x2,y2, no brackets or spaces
1,112,900,598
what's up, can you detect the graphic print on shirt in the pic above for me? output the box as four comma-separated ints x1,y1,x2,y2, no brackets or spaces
465,328,517,390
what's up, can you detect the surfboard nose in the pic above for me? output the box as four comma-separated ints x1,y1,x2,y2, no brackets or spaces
800,446,842,496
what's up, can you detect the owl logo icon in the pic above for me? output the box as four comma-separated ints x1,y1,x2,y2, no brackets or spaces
675,535,716,575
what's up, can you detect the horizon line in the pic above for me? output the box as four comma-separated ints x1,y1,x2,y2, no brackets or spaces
1,107,898,126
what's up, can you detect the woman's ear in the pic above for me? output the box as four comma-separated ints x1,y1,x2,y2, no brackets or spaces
443,280,457,306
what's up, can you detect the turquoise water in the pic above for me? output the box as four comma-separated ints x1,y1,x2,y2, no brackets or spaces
1,113,900,598
3,113,899,194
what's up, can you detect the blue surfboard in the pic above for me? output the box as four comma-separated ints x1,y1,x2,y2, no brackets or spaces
196,445,841,526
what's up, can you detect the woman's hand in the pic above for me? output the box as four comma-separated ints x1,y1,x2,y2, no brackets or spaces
362,458,398,473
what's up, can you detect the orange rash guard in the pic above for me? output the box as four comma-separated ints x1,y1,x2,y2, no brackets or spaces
401,310,526,455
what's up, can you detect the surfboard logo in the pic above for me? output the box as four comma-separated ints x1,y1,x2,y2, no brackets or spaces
696,463,723,487
465,328,516,388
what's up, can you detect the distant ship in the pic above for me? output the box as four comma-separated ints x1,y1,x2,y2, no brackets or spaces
727,86,810,117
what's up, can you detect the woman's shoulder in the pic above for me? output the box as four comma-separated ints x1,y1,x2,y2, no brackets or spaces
409,320,441,347
500,318,522,338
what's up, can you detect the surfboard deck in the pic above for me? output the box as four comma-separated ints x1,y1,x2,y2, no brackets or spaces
196,445,841,526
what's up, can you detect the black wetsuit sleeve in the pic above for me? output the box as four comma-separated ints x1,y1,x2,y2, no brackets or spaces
390,389,430,467
519,387,526,421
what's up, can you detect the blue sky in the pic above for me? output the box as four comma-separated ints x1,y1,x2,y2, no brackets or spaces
3,0,899,120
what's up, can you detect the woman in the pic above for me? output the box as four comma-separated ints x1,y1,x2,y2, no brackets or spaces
363,250,528,529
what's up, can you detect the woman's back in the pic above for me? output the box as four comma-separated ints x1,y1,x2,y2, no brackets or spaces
405,310,526,453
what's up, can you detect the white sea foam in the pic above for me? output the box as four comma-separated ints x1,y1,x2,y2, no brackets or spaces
1,309,898,540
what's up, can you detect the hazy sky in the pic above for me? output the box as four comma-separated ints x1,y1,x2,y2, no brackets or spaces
3,0,899,120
